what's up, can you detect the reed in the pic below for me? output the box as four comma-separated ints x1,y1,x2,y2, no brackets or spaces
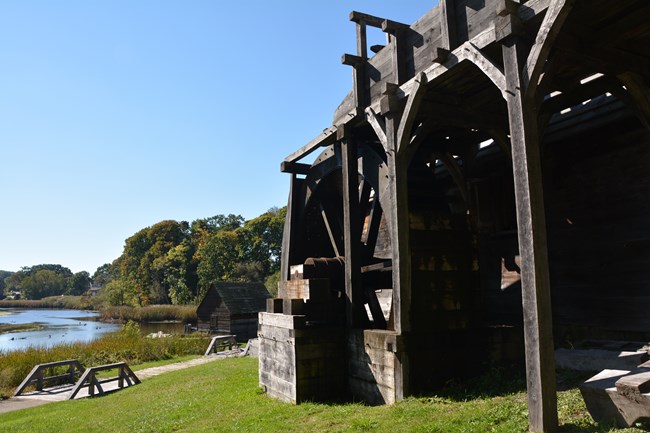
0,296,100,310
99,305,197,323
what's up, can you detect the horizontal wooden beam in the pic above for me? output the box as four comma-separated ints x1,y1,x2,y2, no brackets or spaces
382,19,409,34
280,161,311,175
342,53,364,67
361,260,392,273
283,127,337,164
349,11,386,28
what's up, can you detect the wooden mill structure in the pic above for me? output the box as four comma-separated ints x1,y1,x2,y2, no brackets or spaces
258,1,650,432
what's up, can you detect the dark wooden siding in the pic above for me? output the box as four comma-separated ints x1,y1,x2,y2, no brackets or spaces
545,111,650,340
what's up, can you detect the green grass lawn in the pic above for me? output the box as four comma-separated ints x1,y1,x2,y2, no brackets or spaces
0,357,643,433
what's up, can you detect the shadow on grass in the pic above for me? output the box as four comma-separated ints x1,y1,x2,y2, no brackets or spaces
410,366,597,403
556,369,596,392
403,363,529,402
558,422,610,433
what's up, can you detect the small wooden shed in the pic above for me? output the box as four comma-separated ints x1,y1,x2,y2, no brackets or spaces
196,282,270,340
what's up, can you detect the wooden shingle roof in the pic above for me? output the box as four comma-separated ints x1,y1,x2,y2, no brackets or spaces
197,282,270,315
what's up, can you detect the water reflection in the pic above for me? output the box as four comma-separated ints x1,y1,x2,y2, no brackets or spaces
0,309,121,353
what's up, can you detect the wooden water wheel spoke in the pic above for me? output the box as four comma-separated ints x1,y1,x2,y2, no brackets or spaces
361,192,383,261
364,287,387,328
319,202,342,257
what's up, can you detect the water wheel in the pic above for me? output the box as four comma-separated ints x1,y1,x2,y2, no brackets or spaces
289,142,393,328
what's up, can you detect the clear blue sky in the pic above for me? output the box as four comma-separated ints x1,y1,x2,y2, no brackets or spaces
0,1,433,275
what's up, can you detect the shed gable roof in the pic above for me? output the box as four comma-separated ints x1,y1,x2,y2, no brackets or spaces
198,282,270,315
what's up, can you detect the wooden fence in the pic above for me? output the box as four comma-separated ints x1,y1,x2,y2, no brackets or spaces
14,359,84,396
68,362,140,399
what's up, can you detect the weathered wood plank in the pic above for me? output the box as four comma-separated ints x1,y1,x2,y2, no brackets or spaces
258,312,306,329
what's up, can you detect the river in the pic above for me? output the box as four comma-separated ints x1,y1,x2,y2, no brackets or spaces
0,309,120,353
0,309,188,353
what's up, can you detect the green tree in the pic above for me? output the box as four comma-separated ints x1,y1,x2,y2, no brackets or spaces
92,263,118,287
29,264,73,279
3,271,24,297
21,270,67,299
118,220,190,305
69,271,91,296
0,270,14,299
237,207,286,276
156,242,195,305
190,214,244,263
98,279,132,306
196,229,239,297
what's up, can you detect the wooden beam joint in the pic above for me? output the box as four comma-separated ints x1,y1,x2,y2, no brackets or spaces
342,53,364,67
495,12,525,43
349,11,386,28
381,19,409,35
433,47,451,64
280,161,311,175
496,0,521,17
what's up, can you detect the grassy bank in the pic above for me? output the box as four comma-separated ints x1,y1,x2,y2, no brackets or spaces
0,358,640,433
0,325,210,398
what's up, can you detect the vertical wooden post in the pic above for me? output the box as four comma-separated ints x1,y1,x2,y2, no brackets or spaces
36,368,44,391
502,37,557,433
383,111,411,335
89,371,96,396
382,21,409,85
68,364,75,384
118,366,125,388
385,110,411,400
356,20,368,60
440,0,458,51
340,127,365,327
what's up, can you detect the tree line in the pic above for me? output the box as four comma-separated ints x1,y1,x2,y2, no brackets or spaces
1,265,90,300
1,207,286,305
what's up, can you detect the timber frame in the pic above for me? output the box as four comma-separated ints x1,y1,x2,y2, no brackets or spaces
262,2,650,432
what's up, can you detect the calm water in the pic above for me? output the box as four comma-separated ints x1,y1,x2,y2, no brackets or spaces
0,309,121,353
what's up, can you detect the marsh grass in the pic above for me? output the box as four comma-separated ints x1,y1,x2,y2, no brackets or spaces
99,305,197,323
0,325,210,398
0,296,99,310
0,323,44,334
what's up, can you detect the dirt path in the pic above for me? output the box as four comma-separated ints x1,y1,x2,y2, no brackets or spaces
0,352,239,415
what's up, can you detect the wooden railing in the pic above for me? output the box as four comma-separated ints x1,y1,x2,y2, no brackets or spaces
204,334,238,356
68,362,140,399
14,359,85,396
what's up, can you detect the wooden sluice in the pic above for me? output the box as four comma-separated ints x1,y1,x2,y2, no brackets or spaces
260,1,650,432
